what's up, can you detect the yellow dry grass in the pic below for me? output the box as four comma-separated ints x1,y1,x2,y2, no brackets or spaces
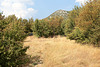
24,36,100,67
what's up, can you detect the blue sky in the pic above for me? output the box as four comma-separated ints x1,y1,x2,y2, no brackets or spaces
0,0,88,19
33,0,79,19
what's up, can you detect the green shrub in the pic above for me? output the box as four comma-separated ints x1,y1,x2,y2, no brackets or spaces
0,13,30,67
33,17,63,37
68,28,86,43
61,6,80,36
64,1,100,45
0,38,28,67
3,22,27,41
75,0,100,45
24,18,34,33
61,19,75,36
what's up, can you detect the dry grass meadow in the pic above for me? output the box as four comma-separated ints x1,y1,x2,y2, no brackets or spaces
23,36,100,67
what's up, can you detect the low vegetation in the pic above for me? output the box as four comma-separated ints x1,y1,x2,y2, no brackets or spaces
24,36,100,67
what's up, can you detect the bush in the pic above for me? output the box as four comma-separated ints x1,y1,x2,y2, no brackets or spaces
61,6,80,36
75,0,100,45
0,39,28,67
3,22,27,41
0,13,30,66
24,18,33,33
61,19,75,36
68,28,86,43
64,0,100,45
33,17,64,37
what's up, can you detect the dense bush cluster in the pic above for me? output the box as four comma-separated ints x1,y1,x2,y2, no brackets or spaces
0,13,33,66
33,17,64,37
62,0,100,45
61,6,80,36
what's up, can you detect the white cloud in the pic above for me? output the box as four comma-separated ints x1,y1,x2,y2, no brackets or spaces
75,0,88,5
0,0,37,19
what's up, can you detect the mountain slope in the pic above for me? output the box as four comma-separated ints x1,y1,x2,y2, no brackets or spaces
47,10,69,19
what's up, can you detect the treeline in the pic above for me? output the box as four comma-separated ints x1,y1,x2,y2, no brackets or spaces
33,0,100,45
0,14,33,66
33,17,64,37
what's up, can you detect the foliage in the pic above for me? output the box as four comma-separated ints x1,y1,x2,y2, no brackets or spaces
3,22,27,41
61,6,80,36
0,39,28,67
61,19,75,36
67,0,100,45
33,17,64,37
68,28,86,43
24,18,34,34
0,14,33,66
75,0,100,44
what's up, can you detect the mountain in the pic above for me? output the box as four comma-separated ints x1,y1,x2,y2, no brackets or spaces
47,10,69,19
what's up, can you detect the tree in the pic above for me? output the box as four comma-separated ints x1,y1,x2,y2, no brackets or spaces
75,0,100,44
62,6,81,36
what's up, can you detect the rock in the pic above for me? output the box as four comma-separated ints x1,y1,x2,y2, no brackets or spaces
29,32,33,36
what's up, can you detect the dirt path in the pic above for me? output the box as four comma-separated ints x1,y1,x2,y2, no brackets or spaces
24,36,100,67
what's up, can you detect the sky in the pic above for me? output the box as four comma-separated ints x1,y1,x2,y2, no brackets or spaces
0,0,88,19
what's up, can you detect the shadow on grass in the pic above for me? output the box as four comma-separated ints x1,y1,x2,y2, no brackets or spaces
20,55,43,67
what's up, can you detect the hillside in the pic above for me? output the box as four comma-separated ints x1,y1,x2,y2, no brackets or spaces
24,36,100,67
47,10,69,19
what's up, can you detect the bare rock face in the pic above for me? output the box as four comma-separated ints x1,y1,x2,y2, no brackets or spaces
47,10,69,19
